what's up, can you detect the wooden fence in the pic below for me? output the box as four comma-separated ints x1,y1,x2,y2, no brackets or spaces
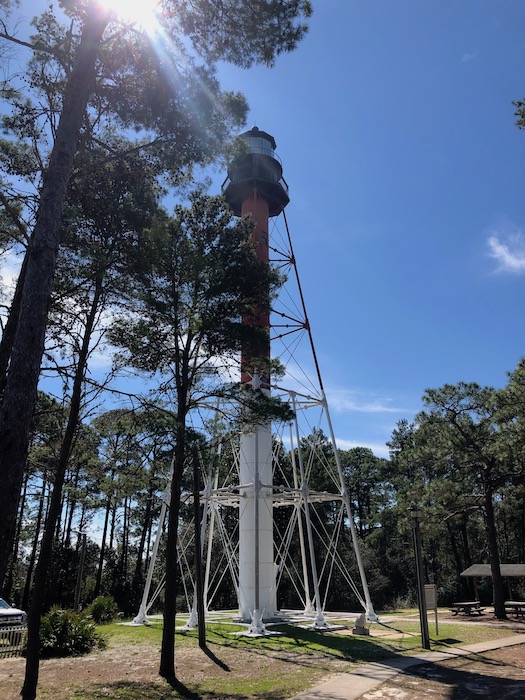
0,625,27,658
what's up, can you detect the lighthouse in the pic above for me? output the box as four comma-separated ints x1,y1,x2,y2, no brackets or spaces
223,127,289,630
132,128,378,634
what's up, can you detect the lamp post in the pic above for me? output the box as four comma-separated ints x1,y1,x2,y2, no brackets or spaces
410,509,430,650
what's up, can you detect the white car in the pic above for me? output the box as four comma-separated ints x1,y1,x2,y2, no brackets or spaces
0,598,27,626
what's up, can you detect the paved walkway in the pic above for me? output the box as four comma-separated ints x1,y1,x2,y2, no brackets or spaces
289,633,525,700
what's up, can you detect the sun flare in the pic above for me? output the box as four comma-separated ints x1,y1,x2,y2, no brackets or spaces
101,0,161,32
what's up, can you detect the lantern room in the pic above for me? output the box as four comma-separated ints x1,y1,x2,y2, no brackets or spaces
222,127,290,217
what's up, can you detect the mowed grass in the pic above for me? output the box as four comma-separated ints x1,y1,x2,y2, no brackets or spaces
102,615,518,658
76,615,519,699
372,617,517,650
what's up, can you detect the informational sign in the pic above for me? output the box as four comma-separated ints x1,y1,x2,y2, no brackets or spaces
424,583,438,635
424,584,437,609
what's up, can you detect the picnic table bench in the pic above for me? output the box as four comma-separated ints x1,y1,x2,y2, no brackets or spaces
450,601,485,615
505,601,525,617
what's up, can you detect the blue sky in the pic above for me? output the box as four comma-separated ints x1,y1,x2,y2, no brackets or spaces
5,1,525,458
214,1,525,456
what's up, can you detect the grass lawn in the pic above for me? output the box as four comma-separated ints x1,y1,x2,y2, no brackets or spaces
1,616,519,700
75,616,517,698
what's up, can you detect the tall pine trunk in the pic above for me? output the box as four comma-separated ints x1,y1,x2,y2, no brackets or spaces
22,478,47,611
63,462,81,548
159,420,186,680
0,247,29,398
109,499,118,551
133,480,155,588
22,280,102,699
121,496,129,575
0,6,108,591
4,470,29,600
94,493,112,598
483,482,506,619
446,521,469,597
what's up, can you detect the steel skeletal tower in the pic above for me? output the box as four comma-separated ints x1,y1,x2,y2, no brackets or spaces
133,128,376,634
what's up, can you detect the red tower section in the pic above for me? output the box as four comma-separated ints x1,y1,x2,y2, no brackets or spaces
222,127,290,384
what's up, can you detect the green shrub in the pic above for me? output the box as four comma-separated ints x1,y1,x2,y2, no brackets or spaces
40,606,105,658
86,595,118,623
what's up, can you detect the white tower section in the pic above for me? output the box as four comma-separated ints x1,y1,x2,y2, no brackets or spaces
238,421,277,623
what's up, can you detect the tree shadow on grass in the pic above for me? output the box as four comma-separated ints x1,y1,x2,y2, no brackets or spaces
398,652,525,699
208,623,400,665
165,676,203,698
433,637,462,645
201,644,230,671
275,624,401,661
72,679,291,700
70,680,194,700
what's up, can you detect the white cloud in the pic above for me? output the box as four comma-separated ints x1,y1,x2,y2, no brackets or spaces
462,50,478,63
86,343,114,371
326,386,413,415
334,437,390,459
487,232,525,273
0,250,22,293
0,252,22,327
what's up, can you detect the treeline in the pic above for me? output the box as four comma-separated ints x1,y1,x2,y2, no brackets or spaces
6,363,525,620
371,369,525,615
6,402,174,615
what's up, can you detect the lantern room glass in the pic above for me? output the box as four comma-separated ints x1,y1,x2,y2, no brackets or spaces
244,135,275,158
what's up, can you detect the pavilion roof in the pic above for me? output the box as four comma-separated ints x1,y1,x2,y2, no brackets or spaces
460,564,525,577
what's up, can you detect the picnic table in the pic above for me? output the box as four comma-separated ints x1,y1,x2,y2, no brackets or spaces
450,601,485,615
505,601,525,617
